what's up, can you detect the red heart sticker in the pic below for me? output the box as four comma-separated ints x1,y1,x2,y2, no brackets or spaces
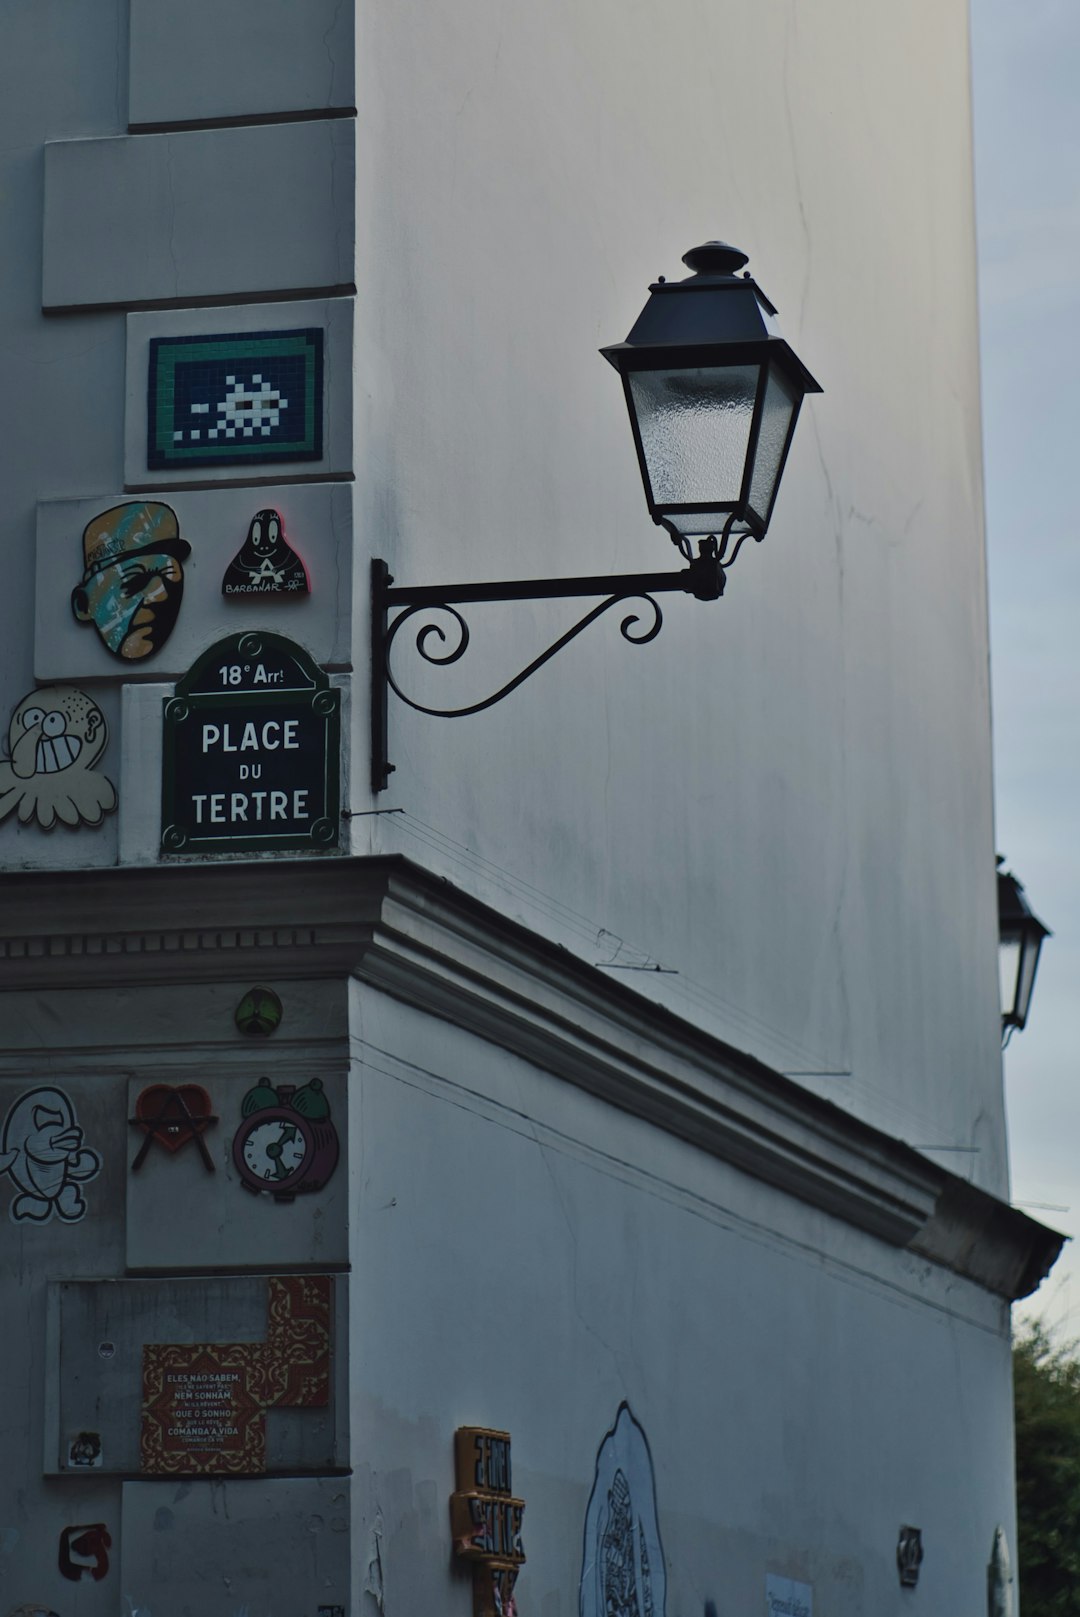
133,1085,214,1153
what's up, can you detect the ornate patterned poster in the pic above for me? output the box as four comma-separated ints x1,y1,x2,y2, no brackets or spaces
141,1275,330,1475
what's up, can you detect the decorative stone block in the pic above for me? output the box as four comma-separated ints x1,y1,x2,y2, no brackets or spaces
129,0,354,128
126,297,353,487
42,122,354,312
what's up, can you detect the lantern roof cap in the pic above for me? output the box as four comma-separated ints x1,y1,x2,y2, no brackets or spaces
681,240,751,278
997,862,1052,940
600,239,822,396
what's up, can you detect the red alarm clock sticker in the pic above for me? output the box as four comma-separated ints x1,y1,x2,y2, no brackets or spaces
232,1078,339,1202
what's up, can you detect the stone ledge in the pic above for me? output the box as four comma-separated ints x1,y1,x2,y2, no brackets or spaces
0,856,1063,1299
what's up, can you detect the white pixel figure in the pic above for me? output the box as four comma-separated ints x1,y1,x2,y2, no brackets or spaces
184,374,288,442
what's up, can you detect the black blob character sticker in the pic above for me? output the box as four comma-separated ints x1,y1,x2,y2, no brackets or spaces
222,509,310,599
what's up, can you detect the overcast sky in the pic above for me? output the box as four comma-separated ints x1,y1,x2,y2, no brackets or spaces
972,0,1080,1329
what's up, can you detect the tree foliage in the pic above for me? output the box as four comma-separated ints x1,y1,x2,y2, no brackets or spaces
1014,1321,1080,1614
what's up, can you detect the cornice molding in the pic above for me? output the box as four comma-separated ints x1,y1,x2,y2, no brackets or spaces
0,857,1062,1299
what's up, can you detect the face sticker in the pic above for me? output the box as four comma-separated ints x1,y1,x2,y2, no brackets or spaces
0,1086,102,1224
67,1431,103,1468
579,1404,666,1617
222,508,310,597
71,502,191,661
0,687,115,830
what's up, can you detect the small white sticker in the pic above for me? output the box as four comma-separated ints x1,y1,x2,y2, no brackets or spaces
765,1574,813,1617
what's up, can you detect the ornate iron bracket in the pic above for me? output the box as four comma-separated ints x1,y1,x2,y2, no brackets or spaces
370,534,742,792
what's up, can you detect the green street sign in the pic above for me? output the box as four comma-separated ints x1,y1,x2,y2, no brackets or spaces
161,632,340,856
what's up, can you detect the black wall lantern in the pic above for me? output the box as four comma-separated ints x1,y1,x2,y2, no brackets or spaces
371,242,821,791
601,241,821,560
998,860,1050,1045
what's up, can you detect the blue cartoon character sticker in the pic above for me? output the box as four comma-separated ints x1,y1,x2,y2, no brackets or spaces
0,1086,101,1223
71,501,191,662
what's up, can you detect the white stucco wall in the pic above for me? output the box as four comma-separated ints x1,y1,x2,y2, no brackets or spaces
0,6,1026,1615
0,4,1002,1165
0,3,127,789
0,936,1020,1615
351,0,1003,1188
350,985,1016,1614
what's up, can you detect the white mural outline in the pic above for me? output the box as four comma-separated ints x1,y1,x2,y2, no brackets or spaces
579,1402,666,1617
989,1525,1014,1617
0,1087,101,1223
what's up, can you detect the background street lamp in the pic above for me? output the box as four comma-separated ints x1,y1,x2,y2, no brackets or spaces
998,859,1051,1045
370,242,821,791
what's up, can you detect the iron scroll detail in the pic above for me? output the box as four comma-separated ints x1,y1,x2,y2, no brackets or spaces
370,544,729,792
383,592,664,721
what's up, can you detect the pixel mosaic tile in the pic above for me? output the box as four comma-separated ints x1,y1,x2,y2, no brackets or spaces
147,329,323,470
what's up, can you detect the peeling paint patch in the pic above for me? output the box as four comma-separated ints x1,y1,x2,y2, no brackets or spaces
363,1510,384,1611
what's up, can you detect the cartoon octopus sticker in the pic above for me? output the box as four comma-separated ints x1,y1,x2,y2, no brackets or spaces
0,687,116,830
0,1086,101,1223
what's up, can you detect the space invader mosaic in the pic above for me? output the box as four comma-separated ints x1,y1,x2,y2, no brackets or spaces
147,329,323,470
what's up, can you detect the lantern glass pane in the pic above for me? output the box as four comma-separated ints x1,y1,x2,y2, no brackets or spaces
661,510,739,538
628,364,760,510
998,936,1021,1021
1015,929,1043,1027
748,365,798,525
